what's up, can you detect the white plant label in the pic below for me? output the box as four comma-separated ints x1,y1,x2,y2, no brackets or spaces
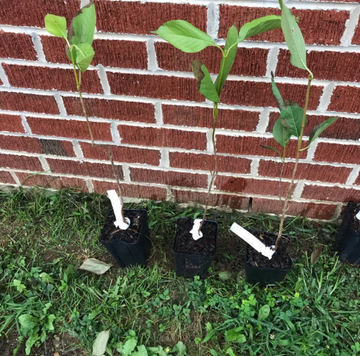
107,190,130,230
230,222,275,260
356,211,360,220
190,219,203,241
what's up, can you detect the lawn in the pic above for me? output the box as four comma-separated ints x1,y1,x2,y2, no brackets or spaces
0,188,359,356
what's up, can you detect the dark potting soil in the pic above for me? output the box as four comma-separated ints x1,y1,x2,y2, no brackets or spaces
348,201,360,232
247,229,292,270
174,218,217,256
100,210,145,244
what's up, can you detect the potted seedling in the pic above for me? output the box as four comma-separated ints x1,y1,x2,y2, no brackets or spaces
44,3,151,268
230,0,338,286
336,202,360,265
154,14,283,277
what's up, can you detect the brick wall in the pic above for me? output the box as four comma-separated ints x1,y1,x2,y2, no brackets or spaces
1,0,360,220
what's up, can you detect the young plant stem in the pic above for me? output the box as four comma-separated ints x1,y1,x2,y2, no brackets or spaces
275,74,313,250
278,147,287,202
70,48,126,222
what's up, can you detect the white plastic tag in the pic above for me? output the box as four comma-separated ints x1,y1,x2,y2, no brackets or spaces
230,222,275,260
190,219,203,241
107,190,130,230
356,211,360,220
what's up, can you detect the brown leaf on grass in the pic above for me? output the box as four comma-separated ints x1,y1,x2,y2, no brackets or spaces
311,244,323,265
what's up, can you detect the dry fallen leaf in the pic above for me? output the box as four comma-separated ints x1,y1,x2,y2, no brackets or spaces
311,244,323,265
79,258,112,275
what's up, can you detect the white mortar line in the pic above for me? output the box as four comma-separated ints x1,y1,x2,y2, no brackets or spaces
265,47,280,78
154,102,163,125
250,158,260,177
0,64,10,87
122,164,131,183
256,108,270,133
206,129,213,153
31,33,46,62
85,178,94,193
341,6,360,46
10,171,21,185
346,166,360,185
146,39,158,72
97,64,111,95
81,0,90,6
20,115,32,134
332,205,343,220
72,140,84,160
160,148,170,168
317,82,336,112
39,156,50,171
306,140,318,161
166,186,173,202
293,181,305,199
54,93,67,116
207,2,219,40
110,122,121,144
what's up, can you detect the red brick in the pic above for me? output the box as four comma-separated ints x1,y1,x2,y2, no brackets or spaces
169,152,251,174
80,142,160,166
216,175,290,197
355,173,360,186
47,158,123,179
0,171,16,184
96,1,207,34
302,184,360,202
156,42,268,77
219,6,348,45
0,136,42,153
0,114,25,133
222,81,322,110
4,65,102,94
108,73,204,102
352,20,360,44
162,105,259,131
130,168,207,188
258,160,351,184
276,49,360,82
93,180,167,201
328,86,360,114
27,117,112,141
119,126,207,151
172,189,249,210
63,97,155,123
0,153,42,171
267,112,360,141
314,143,360,165
0,0,80,27
0,92,59,114
251,198,337,219
16,173,88,191
41,36,148,69
217,135,307,159
0,32,37,60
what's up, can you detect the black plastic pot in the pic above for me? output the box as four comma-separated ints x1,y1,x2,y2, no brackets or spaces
173,218,218,278
245,230,293,286
336,201,360,265
99,209,151,268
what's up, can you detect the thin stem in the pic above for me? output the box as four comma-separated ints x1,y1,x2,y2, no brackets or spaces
278,145,287,202
69,46,125,222
275,74,313,250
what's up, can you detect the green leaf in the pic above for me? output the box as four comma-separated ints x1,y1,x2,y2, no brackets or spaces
68,2,96,46
258,305,270,321
172,341,187,356
218,271,232,281
45,14,67,38
19,315,38,335
202,329,216,343
238,15,281,42
308,117,338,145
25,332,40,355
154,20,216,53
39,272,54,283
261,145,282,158
271,72,285,111
132,345,148,356
191,60,220,103
119,339,137,356
280,2,309,72
73,43,95,72
226,348,237,356
280,105,305,138
225,328,246,343
92,330,110,356
273,118,291,148
214,25,238,95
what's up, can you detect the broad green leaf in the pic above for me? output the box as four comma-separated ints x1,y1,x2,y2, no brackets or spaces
68,3,96,46
225,328,246,343
218,271,232,281
119,339,137,356
74,43,95,72
39,272,54,283
238,15,281,42
154,20,216,53
25,332,40,356
271,72,285,111
280,105,305,138
258,305,270,321
226,348,237,356
202,329,216,343
92,330,110,356
44,14,67,38
308,117,338,145
210,350,219,356
80,258,112,275
172,341,187,355
191,60,220,103
132,345,148,356
280,2,309,72
273,118,290,148
19,315,38,335
214,25,238,95
261,145,282,159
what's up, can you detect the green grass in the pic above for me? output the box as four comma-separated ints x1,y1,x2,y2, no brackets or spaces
0,188,359,356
